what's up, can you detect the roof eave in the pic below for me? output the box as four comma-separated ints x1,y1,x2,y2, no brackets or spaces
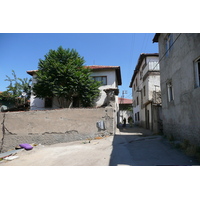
129,53,159,87
152,33,160,43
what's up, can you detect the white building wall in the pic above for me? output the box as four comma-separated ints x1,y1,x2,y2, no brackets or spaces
131,55,160,128
90,69,117,107
30,69,118,110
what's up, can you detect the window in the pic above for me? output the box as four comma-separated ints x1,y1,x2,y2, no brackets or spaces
136,96,139,105
140,71,143,80
45,97,52,108
167,81,174,102
136,78,138,87
135,112,140,121
137,112,140,121
143,86,146,96
194,57,200,88
165,34,173,56
91,76,107,85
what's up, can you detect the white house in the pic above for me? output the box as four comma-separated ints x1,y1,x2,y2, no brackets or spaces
27,65,122,110
129,53,162,133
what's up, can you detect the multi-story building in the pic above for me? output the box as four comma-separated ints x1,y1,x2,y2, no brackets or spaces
153,33,200,145
27,65,122,110
129,53,162,133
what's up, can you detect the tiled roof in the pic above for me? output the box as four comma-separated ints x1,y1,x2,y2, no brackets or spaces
87,65,121,85
27,65,122,85
86,65,120,70
26,70,38,75
118,97,132,104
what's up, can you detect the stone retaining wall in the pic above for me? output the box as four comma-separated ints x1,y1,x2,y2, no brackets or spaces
0,107,115,152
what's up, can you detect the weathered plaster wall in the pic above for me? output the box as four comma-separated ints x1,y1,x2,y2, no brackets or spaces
158,33,200,145
0,107,115,152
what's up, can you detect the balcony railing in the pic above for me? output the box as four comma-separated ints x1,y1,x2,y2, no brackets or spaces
143,61,160,76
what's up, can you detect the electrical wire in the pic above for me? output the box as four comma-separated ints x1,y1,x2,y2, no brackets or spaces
130,33,182,91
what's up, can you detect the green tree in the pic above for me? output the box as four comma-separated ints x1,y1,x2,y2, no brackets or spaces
5,70,32,99
33,46,100,108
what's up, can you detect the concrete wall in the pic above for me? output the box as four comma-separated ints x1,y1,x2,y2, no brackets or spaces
158,33,200,145
0,107,115,152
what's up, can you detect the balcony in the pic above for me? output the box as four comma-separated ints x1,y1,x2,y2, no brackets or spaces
143,61,160,77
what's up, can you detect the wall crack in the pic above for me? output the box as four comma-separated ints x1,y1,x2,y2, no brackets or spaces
0,113,16,153
0,113,6,153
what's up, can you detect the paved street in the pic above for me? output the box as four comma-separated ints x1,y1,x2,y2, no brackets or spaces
0,126,199,166
110,126,199,166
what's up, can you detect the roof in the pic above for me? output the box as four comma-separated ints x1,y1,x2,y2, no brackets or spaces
86,65,122,85
118,97,132,104
26,70,38,76
27,65,122,85
129,53,159,87
87,65,120,70
152,33,160,43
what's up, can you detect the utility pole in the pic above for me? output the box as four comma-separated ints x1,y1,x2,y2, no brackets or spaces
120,90,127,121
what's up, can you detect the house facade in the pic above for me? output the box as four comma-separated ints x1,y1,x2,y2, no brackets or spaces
129,53,162,133
118,97,133,124
153,33,200,145
27,65,122,110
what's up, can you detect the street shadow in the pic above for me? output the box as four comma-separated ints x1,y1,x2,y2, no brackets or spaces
109,125,199,166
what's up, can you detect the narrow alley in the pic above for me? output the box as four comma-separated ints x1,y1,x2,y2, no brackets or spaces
110,126,199,166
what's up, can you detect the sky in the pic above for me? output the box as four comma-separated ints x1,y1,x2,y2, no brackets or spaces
0,33,158,98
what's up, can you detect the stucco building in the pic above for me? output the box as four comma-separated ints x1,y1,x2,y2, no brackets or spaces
153,33,200,145
27,65,122,110
129,53,162,133
118,97,133,124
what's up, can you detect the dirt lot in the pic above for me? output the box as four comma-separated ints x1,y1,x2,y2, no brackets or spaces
0,136,113,166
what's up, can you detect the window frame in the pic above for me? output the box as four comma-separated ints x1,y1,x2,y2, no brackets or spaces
167,81,174,102
143,85,146,97
165,34,173,56
136,96,139,105
91,76,107,85
194,57,200,88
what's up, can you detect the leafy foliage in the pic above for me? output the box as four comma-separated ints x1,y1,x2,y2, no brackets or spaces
3,70,32,100
33,46,100,108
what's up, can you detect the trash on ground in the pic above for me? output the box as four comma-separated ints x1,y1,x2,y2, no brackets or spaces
19,143,33,150
4,156,19,161
0,149,22,159
15,145,23,150
95,137,103,140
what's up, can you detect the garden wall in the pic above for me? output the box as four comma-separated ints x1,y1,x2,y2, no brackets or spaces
0,107,115,152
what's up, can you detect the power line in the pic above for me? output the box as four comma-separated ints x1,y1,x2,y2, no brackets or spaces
130,33,182,91
151,33,182,71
